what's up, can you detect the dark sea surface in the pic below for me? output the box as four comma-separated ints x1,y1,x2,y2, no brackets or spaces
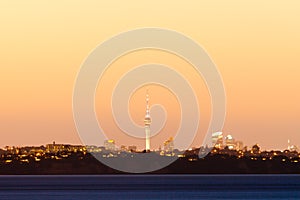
0,175,299,200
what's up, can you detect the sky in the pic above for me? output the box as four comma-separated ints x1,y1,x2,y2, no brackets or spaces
0,1,300,150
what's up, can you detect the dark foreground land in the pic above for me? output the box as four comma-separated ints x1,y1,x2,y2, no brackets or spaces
0,148,300,174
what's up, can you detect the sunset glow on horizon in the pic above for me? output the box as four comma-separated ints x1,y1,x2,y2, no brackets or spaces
1,1,300,150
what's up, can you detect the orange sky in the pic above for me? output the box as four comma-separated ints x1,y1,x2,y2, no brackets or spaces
0,1,300,150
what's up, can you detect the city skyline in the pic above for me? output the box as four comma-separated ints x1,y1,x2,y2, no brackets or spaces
1,1,300,150
2,137,300,175
1,131,297,153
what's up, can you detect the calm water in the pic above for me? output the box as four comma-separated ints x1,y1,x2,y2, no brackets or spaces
0,175,299,200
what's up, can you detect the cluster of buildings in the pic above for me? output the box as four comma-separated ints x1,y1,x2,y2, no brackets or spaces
0,142,87,164
212,132,244,151
101,137,174,154
0,135,299,166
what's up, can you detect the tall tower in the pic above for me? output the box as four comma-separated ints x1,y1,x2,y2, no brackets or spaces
144,90,151,151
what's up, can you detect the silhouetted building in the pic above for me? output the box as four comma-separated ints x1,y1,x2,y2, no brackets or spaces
236,141,244,151
104,140,116,151
288,139,298,152
251,144,261,154
225,135,236,150
164,137,174,152
128,146,137,152
46,141,67,153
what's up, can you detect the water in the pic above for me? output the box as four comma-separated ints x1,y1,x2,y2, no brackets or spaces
0,175,299,199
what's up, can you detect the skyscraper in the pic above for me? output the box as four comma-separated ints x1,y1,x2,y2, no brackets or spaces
164,137,174,152
104,139,116,151
144,90,151,151
212,132,223,149
225,135,235,150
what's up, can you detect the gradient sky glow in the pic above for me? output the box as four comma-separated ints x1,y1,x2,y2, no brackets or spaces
1,1,300,150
